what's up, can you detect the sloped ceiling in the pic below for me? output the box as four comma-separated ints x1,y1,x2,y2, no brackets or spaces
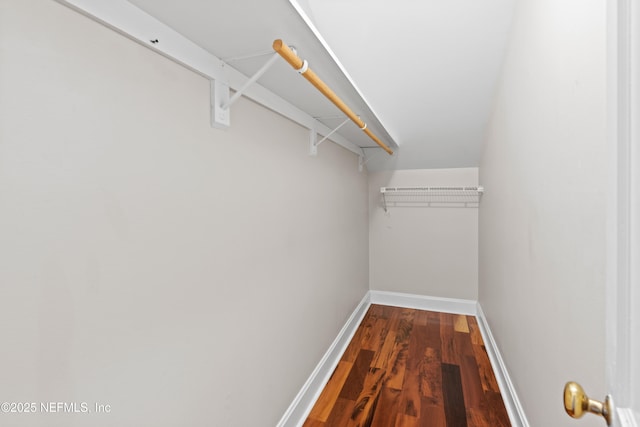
126,0,516,170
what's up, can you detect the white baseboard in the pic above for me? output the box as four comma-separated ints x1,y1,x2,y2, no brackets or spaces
369,290,477,315
476,303,530,427
275,292,371,427
277,291,528,427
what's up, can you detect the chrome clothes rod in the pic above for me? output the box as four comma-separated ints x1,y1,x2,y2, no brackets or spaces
273,39,394,155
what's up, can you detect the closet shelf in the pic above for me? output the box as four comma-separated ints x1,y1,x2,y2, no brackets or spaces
380,186,484,211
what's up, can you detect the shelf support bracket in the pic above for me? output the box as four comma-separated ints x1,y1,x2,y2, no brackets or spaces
316,118,350,147
309,127,318,156
211,79,231,129
221,52,280,110
310,118,350,156
360,148,386,170
211,52,280,129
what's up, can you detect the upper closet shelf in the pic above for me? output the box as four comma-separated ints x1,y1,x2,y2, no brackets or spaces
380,186,484,211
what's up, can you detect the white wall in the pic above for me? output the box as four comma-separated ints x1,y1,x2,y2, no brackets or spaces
0,1,369,426
479,0,607,426
369,168,478,300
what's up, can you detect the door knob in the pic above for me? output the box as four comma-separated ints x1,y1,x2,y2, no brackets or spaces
563,381,612,425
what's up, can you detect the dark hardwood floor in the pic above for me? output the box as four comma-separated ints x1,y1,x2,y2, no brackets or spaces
303,304,510,427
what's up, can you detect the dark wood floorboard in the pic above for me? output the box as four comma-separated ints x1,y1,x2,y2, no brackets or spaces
304,304,511,427
441,363,468,427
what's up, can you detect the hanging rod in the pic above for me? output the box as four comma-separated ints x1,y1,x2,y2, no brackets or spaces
273,39,394,155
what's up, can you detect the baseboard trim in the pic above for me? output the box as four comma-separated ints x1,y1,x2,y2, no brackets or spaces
369,290,477,315
476,303,530,427
276,292,371,427
277,292,529,427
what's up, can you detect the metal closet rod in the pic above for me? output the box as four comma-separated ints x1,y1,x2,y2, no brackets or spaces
272,39,394,155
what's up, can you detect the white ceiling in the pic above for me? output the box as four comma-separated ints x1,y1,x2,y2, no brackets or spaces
127,0,516,171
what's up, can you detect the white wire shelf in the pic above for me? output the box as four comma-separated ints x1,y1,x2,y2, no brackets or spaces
380,186,484,211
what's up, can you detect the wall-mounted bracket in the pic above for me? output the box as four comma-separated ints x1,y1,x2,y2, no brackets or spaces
309,127,318,156
359,147,387,171
309,118,350,157
317,118,350,147
211,79,231,129
221,52,280,110
211,52,280,129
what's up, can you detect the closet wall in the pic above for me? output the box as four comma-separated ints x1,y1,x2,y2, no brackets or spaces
0,2,368,426
369,168,479,300
479,0,607,425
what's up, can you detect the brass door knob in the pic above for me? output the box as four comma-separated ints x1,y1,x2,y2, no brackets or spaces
563,381,612,425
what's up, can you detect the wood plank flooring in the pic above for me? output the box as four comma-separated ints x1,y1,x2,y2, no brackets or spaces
303,304,510,427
